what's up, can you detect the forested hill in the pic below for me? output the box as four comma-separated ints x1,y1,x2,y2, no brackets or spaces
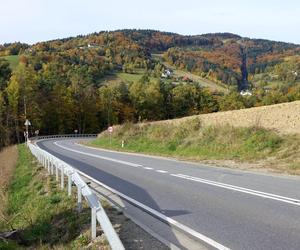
0,30,299,148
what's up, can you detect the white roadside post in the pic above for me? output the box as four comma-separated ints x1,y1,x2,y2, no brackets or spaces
108,126,113,145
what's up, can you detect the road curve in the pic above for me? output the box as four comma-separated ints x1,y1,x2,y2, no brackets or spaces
37,138,300,250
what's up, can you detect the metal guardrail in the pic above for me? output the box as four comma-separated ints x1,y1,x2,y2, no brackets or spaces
30,134,98,140
28,142,124,250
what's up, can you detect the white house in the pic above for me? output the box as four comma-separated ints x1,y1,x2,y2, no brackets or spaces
161,69,173,78
240,90,252,96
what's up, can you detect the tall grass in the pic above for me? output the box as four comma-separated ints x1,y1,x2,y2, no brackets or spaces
0,146,18,233
89,118,300,174
0,144,109,249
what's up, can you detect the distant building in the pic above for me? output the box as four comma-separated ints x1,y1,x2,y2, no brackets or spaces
79,43,99,49
240,90,252,96
87,43,97,48
161,69,173,78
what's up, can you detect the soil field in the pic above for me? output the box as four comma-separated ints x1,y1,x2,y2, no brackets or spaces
155,100,300,135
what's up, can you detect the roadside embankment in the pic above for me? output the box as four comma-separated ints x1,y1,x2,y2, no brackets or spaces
158,100,300,135
0,145,110,249
0,145,168,250
89,114,300,175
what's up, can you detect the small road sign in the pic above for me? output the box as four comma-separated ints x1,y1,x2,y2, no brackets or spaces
24,119,31,126
108,126,113,133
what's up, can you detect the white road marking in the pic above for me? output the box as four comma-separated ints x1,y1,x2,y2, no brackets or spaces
156,170,168,173
54,141,143,168
171,174,300,206
54,140,300,206
76,169,230,250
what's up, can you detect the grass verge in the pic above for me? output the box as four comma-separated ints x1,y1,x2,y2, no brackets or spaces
88,119,300,175
0,144,110,249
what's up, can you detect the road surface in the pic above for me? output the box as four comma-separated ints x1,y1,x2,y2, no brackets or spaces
37,138,300,250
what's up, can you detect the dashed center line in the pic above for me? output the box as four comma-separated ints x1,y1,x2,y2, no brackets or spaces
54,140,300,207
144,167,154,170
156,170,168,173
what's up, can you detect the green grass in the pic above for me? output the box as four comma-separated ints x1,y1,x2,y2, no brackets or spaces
1,55,20,71
0,144,109,249
101,71,159,86
152,53,229,92
116,72,157,83
88,119,300,174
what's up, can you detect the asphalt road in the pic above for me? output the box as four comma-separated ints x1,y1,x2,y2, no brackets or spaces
37,138,300,250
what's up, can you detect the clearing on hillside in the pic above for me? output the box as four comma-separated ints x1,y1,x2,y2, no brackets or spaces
1,55,20,70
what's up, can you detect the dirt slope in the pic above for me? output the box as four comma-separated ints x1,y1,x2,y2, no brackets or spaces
157,101,300,135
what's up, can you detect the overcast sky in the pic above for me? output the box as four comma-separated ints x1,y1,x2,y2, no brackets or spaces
1,0,299,44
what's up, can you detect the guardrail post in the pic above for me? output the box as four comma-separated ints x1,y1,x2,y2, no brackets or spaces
61,165,64,190
77,186,82,212
47,158,50,173
51,160,54,175
68,173,72,196
55,162,59,181
27,141,125,250
91,207,97,239
49,160,52,174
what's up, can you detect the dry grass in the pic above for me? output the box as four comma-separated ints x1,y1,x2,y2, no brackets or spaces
0,145,18,232
152,100,300,135
92,118,300,175
0,145,18,189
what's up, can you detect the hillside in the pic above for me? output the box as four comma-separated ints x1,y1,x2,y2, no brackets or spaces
1,30,300,91
89,100,300,175
0,29,300,150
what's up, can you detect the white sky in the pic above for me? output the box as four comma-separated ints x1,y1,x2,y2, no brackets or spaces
1,0,299,44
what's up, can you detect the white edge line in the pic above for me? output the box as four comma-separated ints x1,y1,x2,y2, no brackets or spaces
54,141,143,168
172,174,300,206
74,141,300,181
55,140,300,205
175,174,300,202
75,169,230,250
